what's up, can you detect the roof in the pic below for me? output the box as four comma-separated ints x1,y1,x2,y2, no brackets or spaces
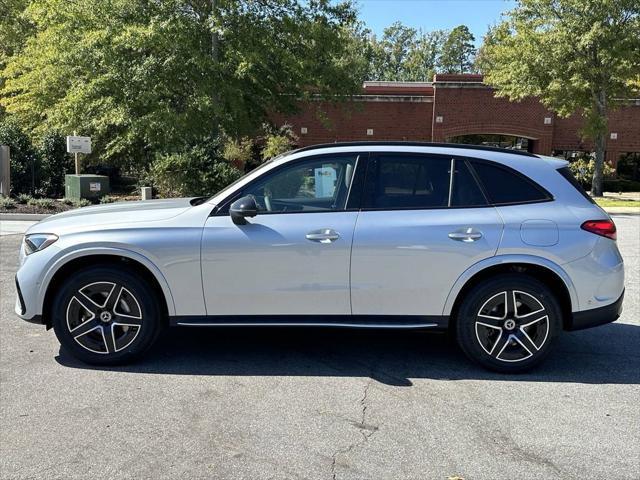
293,141,538,158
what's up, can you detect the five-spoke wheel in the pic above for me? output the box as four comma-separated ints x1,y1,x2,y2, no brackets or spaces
456,275,561,373
52,266,162,365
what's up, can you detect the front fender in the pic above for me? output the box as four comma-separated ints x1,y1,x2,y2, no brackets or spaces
442,254,579,316
35,246,176,318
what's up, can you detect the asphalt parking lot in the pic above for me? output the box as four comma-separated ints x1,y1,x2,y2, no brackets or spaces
1,215,639,480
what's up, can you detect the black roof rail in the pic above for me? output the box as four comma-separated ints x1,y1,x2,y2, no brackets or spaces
291,141,539,158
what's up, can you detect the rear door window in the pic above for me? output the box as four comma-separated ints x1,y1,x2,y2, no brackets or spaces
363,154,487,209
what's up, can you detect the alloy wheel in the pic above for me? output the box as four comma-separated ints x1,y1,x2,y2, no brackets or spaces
66,281,143,354
474,290,550,363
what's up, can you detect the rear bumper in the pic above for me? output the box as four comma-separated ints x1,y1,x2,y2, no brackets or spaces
568,289,624,331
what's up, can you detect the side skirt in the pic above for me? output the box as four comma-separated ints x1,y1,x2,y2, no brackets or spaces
170,315,449,330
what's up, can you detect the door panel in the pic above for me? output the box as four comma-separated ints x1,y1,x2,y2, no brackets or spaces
351,208,503,316
202,212,357,315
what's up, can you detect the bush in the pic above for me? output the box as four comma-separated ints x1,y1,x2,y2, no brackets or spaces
0,119,40,195
16,193,32,204
569,158,615,189
222,137,254,170
603,179,640,193
26,197,55,209
39,131,71,198
99,195,116,204
261,124,298,161
72,198,92,208
0,197,17,209
148,145,242,198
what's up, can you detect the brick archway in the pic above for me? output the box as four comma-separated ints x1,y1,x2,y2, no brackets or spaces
433,124,553,155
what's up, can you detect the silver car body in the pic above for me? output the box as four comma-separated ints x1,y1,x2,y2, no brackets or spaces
15,144,624,328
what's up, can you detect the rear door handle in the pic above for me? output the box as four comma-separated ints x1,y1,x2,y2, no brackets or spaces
306,229,340,243
448,228,483,242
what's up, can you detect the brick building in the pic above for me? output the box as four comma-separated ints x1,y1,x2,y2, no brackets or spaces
272,74,640,170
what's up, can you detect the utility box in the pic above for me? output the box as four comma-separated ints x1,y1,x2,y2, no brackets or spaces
65,174,110,200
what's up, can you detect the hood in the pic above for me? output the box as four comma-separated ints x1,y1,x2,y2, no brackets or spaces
29,198,196,234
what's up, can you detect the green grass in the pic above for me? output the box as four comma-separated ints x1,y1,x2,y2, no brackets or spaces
595,198,640,208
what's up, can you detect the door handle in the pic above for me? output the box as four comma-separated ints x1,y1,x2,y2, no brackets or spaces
448,228,483,242
306,229,340,243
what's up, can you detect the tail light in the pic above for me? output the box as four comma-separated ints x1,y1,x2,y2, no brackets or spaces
581,219,617,240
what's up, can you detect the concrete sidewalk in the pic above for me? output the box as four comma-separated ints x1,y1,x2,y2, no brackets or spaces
0,220,37,236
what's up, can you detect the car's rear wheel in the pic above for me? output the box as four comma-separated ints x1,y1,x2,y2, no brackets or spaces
456,275,562,373
52,266,163,365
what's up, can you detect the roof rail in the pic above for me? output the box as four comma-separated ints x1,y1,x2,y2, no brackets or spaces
292,141,539,158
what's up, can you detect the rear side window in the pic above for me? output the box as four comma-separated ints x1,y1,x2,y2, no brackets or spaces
363,155,487,209
557,166,595,204
470,161,550,205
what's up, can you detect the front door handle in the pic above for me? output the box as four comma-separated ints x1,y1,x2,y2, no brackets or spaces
306,229,340,243
448,228,483,242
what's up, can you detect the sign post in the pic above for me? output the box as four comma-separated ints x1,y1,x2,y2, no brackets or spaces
66,133,92,174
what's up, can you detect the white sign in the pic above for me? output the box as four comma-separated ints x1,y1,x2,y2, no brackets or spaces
366,128,374,136
610,132,618,140
314,166,337,198
89,182,101,192
66,136,92,154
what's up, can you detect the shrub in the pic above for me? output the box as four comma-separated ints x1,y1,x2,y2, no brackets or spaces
261,124,298,161
0,119,40,195
26,197,39,206
62,197,75,205
148,145,242,198
99,195,116,204
222,137,254,170
16,193,32,204
569,158,615,189
0,197,17,209
72,198,92,208
603,178,640,193
33,198,56,209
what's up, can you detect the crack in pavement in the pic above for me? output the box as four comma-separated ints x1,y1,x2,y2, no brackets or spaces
330,377,379,480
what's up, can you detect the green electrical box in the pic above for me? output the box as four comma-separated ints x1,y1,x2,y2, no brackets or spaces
65,174,110,200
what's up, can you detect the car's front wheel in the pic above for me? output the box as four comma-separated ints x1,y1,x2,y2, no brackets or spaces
52,265,163,365
456,274,562,373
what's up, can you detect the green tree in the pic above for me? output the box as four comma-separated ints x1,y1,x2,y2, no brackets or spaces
439,25,476,74
479,0,640,196
0,118,39,194
1,0,364,171
368,22,445,81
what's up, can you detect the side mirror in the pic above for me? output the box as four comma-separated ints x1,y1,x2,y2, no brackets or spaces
230,195,258,225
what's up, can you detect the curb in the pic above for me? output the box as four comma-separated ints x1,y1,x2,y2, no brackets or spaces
0,213,51,221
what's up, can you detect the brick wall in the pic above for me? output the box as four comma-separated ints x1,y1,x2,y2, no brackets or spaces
269,76,640,166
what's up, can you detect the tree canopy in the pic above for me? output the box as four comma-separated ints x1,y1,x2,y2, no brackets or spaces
439,25,476,74
1,0,367,168
479,0,640,195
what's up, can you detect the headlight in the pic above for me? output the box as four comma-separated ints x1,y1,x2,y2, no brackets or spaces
23,233,58,255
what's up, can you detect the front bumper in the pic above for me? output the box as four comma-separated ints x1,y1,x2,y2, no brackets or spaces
567,289,624,331
14,276,44,325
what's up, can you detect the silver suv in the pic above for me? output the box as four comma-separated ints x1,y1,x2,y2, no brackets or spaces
15,142,624,372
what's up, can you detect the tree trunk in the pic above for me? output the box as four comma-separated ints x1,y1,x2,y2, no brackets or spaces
591,90,607,197
591,130,606,197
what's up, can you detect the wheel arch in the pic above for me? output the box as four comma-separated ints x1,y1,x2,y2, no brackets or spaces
445,256,577,332
40,249,175,328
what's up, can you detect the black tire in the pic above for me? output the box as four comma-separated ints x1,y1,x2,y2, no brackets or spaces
456,274,562,373
52,265,164,365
